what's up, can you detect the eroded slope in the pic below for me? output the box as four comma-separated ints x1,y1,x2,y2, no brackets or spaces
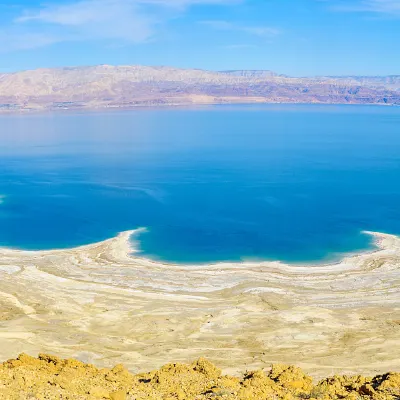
1,353,399,399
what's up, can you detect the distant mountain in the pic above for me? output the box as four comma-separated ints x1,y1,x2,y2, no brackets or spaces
219,70,286,78
321,75,400,91
0,65,398,112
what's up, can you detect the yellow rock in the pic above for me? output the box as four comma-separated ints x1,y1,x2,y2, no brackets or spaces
89,387,110,398
109,390,126,400
0,353,399,399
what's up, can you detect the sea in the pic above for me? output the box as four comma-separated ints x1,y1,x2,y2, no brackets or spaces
0,104,399,264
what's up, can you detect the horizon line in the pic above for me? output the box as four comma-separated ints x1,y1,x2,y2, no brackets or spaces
1,63,399,79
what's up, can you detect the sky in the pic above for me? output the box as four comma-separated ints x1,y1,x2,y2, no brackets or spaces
0,0,399,76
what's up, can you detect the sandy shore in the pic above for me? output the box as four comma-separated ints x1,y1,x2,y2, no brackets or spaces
0,230,399,377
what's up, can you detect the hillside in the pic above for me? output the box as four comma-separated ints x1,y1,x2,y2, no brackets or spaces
0,65,399,111
1,353,399,399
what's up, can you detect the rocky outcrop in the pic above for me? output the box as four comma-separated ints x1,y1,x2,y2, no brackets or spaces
0,353,399,399
0,65,399,112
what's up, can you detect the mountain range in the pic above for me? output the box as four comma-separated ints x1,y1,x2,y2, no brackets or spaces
0,65,399,112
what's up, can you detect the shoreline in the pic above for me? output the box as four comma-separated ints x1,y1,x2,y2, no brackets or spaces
0,228,399,377
0,228,388,271
127,229,383,270
0,101,398,117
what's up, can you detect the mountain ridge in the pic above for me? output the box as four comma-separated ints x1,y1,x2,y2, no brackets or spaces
0,64,399,112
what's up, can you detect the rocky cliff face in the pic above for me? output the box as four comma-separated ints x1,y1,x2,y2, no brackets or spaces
1,353,399,399
0,65,399,111
320,75,400,91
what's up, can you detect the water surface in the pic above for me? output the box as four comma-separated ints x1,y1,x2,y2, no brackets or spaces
1,104,399,264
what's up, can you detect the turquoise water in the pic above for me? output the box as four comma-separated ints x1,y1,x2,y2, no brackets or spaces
0,104,399,264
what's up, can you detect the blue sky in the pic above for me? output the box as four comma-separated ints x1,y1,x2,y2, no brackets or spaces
0,0,399,75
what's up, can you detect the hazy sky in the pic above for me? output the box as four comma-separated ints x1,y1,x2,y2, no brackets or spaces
0,0,399,75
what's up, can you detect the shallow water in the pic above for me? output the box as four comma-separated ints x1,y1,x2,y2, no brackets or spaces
0,104,399,263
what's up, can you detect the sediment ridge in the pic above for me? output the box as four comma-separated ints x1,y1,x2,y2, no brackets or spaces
1,353,399,399
0,230,399,379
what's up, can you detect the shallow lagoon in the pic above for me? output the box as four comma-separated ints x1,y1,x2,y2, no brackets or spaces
0,104,399,264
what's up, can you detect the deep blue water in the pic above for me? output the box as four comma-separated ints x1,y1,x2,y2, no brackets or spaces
0,104,400,264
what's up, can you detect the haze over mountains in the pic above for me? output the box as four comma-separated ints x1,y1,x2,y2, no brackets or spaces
0,65,399,112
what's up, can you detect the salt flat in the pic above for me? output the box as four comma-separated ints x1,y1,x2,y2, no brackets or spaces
0,230,399,377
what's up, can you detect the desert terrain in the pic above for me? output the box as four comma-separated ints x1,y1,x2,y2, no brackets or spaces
0,229,399,381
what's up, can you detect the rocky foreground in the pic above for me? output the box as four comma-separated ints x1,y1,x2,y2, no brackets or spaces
0,65,400,111
0,353,399,399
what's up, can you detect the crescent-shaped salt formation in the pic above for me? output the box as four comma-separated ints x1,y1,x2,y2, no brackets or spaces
0,230,399,377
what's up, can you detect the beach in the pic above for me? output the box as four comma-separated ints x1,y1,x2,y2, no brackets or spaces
0,229,399,378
